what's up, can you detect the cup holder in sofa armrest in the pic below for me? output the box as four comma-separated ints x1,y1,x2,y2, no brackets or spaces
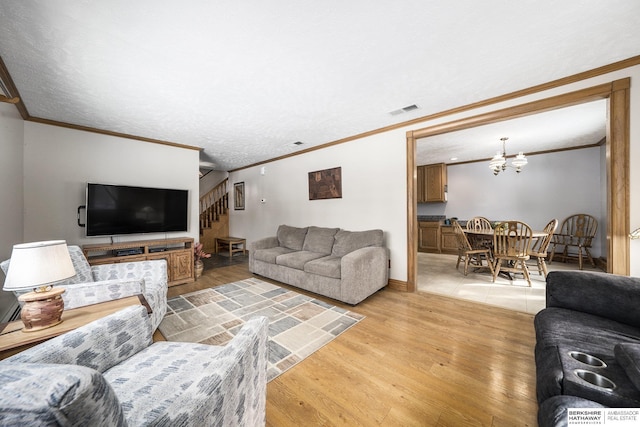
574,369,616,390
569,351,607,368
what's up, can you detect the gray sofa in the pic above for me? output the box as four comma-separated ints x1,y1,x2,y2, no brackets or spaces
0,305,269,426
249,225,389,305
535,271,640,426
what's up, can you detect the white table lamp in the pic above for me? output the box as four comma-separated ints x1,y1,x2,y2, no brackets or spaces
3,240,76,332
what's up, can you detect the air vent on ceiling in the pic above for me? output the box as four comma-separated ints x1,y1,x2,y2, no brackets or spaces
389,104,420,116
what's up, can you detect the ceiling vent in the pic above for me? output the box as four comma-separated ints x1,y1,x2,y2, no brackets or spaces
389,104,420,116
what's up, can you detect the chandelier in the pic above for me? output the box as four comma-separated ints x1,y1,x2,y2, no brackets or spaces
488,137,528,175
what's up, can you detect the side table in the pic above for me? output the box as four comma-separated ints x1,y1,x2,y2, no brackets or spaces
0,294,151,360
215,236,246,257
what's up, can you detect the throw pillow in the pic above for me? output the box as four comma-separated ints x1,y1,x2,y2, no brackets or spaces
302,226,339,254
0,363,126,426
277,225,308,250
331,229,384,257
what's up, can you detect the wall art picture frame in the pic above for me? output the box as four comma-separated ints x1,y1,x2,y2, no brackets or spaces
234,181,245,210
308,166,342,200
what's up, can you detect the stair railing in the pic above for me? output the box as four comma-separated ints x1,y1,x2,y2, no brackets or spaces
200,178,229,230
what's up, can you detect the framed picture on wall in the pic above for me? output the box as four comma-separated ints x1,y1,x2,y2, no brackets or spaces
308,166,342,200
234,182,245,210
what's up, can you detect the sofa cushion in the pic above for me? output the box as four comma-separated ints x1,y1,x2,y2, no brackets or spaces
277,225,308,250
615,343,640,391
331,229,384,257
304,255,341,279
0,363,126,426
276,251,326,270
65,245,95,284
253,247,296,264
302,226,339,254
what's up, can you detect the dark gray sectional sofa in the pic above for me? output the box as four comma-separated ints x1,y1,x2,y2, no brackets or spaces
249,225,389,305
535,270,640,426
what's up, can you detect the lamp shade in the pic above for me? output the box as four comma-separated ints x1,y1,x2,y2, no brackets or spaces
3,240,76,292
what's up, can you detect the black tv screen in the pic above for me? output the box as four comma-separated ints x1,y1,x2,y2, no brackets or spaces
86,183,188,237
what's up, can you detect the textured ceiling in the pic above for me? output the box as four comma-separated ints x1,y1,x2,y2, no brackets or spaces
0,1,639,171
417,99,607,165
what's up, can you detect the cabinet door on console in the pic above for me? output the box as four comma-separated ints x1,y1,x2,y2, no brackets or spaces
171,251,193,282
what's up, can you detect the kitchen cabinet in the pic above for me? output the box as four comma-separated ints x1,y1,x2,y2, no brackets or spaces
440,226,458,254
418,221,440,252
417,163,447,203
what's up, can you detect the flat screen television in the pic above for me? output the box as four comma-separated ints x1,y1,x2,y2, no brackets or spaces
86,183,189,237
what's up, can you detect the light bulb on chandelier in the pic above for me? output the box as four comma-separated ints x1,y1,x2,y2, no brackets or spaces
489,137,528,175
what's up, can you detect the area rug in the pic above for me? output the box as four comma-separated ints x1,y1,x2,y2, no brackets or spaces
158,278,365,381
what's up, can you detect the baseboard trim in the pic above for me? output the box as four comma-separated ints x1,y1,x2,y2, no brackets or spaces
388,279,408,292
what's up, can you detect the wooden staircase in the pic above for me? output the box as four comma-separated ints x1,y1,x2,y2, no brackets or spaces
199,178,230,252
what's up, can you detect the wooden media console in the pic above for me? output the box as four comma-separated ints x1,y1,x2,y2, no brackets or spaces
83,237,195,287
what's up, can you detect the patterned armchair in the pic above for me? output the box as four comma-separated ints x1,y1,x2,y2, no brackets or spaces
0,306,269,426
1,245,168,330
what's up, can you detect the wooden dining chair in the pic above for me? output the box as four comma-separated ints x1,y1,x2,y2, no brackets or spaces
548,214,598,269
466,216,493,232
465,216,493,251
492,220,534,286
453,221,494,276
527,218,558,278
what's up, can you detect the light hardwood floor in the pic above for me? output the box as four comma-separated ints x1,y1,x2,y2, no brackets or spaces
162,258,539,426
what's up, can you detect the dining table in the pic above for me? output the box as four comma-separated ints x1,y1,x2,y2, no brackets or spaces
463,228,550,279
463,228,549,251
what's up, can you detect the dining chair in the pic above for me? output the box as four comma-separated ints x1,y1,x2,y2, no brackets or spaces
465,216,493,251
466,216,493,232
548,214,598,269
453,221,494,276
492,220,534,286
527,218,558,278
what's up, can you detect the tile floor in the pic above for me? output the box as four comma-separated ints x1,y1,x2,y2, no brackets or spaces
417,252,601,315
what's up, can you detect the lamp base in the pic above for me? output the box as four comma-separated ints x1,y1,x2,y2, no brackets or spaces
17,287,66,332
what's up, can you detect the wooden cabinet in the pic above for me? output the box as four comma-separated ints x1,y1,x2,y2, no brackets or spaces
417,165,427,203
440,226,458,254
83,237,195,287
417,163,448,203
418,222,440,252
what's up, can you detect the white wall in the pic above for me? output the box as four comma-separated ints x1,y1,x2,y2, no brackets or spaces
230,63,640,282
229,129,408,281
23,122,200,246
0,102,24,320
199,170,228,197
418,147,604,257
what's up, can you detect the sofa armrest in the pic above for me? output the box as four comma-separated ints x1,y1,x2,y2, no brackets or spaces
340,246,389,304
546,270,640,327
249,236,278,251
4,305,153,373
91,260,168,330
106,316,269,426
